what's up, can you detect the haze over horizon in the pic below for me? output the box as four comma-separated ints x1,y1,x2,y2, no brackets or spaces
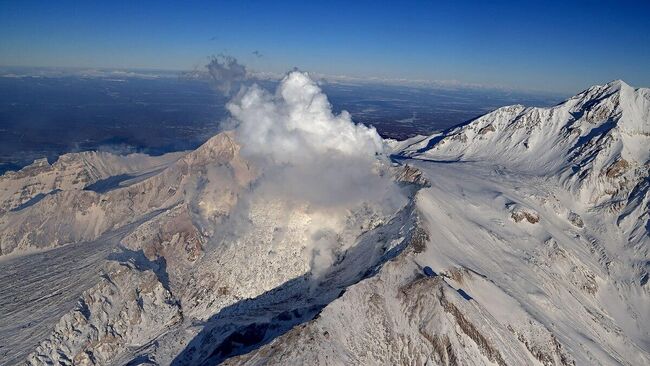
1,0,649,94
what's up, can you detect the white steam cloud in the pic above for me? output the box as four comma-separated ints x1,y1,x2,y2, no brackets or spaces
222,71,404,276
228,71,395,207
229,71,384,164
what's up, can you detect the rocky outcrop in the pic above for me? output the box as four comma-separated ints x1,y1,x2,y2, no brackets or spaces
508,204,540,224
26,261,182,365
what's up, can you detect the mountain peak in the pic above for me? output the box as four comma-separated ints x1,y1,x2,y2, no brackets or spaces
400,79,649,213
606,79,629,88
578,79,635,98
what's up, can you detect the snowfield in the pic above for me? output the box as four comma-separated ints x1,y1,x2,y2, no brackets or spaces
0,76,647,365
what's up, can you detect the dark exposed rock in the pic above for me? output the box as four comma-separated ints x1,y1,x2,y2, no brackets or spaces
605,159,629,178
478,124,496,135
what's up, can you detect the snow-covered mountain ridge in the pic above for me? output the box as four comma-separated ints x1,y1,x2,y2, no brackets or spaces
0,76,647,365
400,80,649,242
0,151,186,215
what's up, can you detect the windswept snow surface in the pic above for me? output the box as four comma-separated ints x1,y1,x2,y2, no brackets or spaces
0,78,647,365
412,161,649,364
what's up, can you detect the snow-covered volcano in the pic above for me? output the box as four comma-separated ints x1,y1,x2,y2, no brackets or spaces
0,77,647,365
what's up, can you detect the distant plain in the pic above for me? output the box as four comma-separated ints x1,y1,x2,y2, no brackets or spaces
0,71,564,174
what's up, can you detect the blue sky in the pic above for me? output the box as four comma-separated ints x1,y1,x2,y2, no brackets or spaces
1,0,649,93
